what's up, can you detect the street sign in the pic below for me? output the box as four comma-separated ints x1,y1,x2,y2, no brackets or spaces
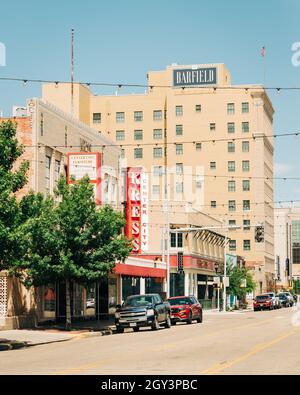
223,276,230,287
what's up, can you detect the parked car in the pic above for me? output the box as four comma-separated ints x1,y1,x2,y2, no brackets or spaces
253,295,274,311
167,296,203,325
277,293,292,307
290,292,298,304
115,294,171,333
263,292,281,309
279,292,294,307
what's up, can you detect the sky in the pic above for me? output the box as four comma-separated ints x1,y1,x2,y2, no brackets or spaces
0,0,299,202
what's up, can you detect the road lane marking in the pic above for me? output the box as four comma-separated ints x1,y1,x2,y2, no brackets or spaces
201,327,300,375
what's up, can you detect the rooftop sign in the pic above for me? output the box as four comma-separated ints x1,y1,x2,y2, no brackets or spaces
173,67,217,87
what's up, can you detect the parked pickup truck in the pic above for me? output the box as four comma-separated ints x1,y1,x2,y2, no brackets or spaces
115,294,171,333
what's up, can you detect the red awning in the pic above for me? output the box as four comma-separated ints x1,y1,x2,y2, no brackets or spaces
114,263,166,278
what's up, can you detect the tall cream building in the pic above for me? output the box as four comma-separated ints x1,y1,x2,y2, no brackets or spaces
43,63,275,293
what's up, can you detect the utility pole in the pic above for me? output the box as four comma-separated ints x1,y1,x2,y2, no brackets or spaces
71,28,74,116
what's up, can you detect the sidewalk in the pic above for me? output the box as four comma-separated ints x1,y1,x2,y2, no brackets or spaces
0,318,116,351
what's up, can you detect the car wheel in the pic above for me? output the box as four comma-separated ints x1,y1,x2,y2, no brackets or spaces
165,314,171,329
116,327,124,334
133,327,139,332
187,311,193,324
196,312,203,323
151,316,160,331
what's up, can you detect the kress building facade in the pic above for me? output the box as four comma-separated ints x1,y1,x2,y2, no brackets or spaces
43,62,275,293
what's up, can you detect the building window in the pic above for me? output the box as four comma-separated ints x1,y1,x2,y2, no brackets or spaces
175,105,183,117
227,103,235,115
243,220,250,230
54,160,60,183
121,149,125,159
116,130,125,141
195,104,202,113
134,148,143,159
116,112,125,123
170,232,183,248
153,129,162,139
229,200,236,211
45,155,51,192
152,185,160,195
93,113,101,123
153,147,163,158
176,144,183,155
227,123,235,133
196,178,202,189
195,143,202,151
229,240,236,251
176,124,183,136
242,122,249,133
243,180,250,191
228,180,236,192
243,200,250,211
242,102,249,113
242,141,250,152
242,160,250,172
210,123,216,131
153,110,162,121
134,130,143,140
244,240,251,251
134,111,143,122
228,161,236,172
211,201,217,208
153,166,163,177
176,182,184,193
228,142,235,153
210,161,216,170
229,220,236,228
176,163,183,174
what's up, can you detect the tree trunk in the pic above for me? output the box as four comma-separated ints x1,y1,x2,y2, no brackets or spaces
65,279,72,330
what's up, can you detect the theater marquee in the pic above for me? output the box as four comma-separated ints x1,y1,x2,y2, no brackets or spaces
173,67,217,87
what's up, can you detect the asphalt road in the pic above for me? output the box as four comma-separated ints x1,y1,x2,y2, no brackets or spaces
1,306,300,375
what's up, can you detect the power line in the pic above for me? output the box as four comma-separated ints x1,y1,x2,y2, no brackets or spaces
20,131,300,149
1,76,300,92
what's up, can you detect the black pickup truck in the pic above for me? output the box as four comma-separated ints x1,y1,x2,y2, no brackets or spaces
115,294,171,333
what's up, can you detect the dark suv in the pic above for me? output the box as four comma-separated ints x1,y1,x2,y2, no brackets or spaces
115,294,171,333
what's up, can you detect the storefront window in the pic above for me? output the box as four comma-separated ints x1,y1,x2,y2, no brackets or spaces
73,283,84,317
145,278,163,295
108,277,118,314
170,273,184,297
43,284,56,318
86,284,96,316
122,276,140,303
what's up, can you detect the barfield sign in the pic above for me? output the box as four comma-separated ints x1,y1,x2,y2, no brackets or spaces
173,67,217,87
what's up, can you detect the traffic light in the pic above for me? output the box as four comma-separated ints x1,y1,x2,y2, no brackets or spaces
177,252,184,273
255,225,264,243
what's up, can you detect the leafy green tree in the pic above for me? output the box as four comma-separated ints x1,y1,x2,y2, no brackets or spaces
227,264,256,304
13,177,132,328
0,121,29,270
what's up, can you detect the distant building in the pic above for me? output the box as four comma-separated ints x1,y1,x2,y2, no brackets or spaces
274,208,300,291
42,62,275,292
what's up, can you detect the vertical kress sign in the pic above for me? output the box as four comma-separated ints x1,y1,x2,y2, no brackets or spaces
67,152,101,205
126,167,149,254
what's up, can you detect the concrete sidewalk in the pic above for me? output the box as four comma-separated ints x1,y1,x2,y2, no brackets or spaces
0,319,116,351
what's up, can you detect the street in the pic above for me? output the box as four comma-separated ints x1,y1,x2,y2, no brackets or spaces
1,307,300,375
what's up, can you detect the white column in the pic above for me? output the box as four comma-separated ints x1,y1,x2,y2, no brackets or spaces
140,277,145,295
194,274,198,298
184,272,189,295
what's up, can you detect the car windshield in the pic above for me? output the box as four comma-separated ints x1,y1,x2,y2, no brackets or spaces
123,295,153,307
278,293,287,299
168,297,193,306
255,295,269,301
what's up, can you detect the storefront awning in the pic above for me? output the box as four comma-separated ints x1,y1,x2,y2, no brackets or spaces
114,263,167,279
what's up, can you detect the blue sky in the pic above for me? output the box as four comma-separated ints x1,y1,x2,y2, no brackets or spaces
0,0,299,202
